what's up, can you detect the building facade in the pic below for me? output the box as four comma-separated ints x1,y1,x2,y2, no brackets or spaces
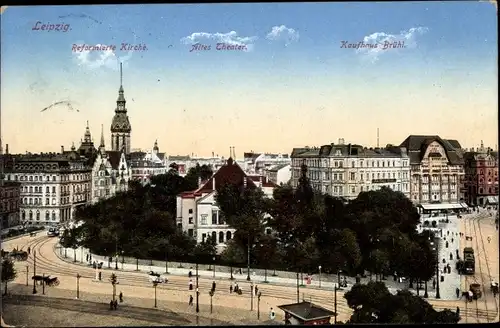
0,181,21,229
265,164,291,186
176,158,276,252
291,139,411,200
3,154,92,227
400,135,465,205
90,127,131,204
464,142,498,206
244,152,291,175
129,140,168,185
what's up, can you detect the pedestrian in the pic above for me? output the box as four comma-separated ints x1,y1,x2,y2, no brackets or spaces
456,287,460,298
488,237,491,243
269,307,276,320
239,268,242,275
456,306,460,317
98,271,102,281
230,283,233,294
86,254,89,262
189,279,193,291
255,285,259,296
113,300,118,310
212,280,216,292
188,270,193,278
189,295,193,306
109,300,114,310
27,247,31,255
119,292,123,303
89,255,92,262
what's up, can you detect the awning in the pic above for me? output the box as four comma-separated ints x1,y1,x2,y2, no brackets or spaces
486,196,498,205
460,202,469,209
420,203,463,210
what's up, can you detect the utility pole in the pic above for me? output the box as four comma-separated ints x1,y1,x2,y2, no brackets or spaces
32,250,37,294
334,285,338,324
196,263,199,313
296,272,300,303
246,235,251,281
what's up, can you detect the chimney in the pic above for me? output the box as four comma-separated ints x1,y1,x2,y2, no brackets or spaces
5,144,8,154
61,145,64,153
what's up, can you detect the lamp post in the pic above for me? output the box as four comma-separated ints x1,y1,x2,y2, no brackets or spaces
153,280,158,308
250,282,254,311
76,273,81,299
115,255,118,270
42,273,45,295
318,266,322,288
32,250,37,294
121,251,124,270
337,270,341,286
213,256,216,278
209,290,214,314
196,263,199,313
26,265,29,286
246,235,251,281
110,273,118,302
257,292,262,320
334,284,338,324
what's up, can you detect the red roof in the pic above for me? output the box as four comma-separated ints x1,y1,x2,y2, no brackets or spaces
180,158,256,198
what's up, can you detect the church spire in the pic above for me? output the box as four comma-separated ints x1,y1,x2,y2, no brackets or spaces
116,62,126,109
100,124,105,148
83,121,92,143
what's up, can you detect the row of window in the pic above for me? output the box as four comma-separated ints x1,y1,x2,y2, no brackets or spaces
201,231,233,244
413,193,457,201
323,183,408,195
296,159,409,169
22,197,57,205
8,173,90,182
21,209,57,221
0,200,19,213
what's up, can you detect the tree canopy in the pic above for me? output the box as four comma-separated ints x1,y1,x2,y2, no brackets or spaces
1,258,17,295
344,281,459,324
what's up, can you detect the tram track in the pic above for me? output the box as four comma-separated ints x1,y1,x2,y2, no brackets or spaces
14,236,355,316
462,212,499,323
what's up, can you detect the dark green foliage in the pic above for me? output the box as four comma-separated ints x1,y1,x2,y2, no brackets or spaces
344,281,459,324
1,258,16,295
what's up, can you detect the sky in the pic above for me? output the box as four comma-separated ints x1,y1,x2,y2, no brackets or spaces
0,2,498,157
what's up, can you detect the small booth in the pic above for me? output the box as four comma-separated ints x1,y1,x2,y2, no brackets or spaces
278,301,335,325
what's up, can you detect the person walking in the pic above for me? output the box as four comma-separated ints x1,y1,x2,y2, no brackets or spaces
433,279,436,289
119,292,123,303
212,280,216,292
189,279,193,291
255,285,259,296
487,236,491,243
189,295,193,306
86,254,89,262
27,247,31,255
230,283,233,294
456,306,460,317
456,287,460,298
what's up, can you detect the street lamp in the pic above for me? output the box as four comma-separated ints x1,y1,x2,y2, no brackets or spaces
257,292,262,320
334,284,338,324
32,250,37,294
318,266,322,288
246,235,251,281
196,263,199,313
250,282,254,311
76,273,81,299
153,280,158,308
209,290,214,314
115,254,118,270
213,256,216,278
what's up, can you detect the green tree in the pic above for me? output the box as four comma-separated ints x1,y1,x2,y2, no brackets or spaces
1,258,17,295
184,164,213,190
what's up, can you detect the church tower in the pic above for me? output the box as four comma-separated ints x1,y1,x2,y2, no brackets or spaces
110,63,132,154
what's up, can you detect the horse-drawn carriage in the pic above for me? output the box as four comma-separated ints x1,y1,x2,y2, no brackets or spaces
491,281,499,296
32,275,60,286
469,283,482,300
148,271,168,283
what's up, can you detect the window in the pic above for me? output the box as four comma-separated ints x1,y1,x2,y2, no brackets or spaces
351,186,355,194
46,198,49,205
36,211,40,220
189,217,193,224
29,198,33,205
201,214,208,225
188,229,194,237
52,211,56,220
212,210,218,225
52,198,56,205
29,211,33,220
211,231,216,242
218,214,225,225
219,231,224,243
52,186,56,193
29,176,33,181
46,186,49,193
45,211,50,220
52,176,56,181
351,161,355,168
29,186,33,193
188,209,193,214
226,231,232,240
202,233,207,242
350,172,355,180
22,211,25,220
361,186,364,192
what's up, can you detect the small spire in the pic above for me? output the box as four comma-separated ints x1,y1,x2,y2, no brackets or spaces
71,142,76,151
100,124,105,148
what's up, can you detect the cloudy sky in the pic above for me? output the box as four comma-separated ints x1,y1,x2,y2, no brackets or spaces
0,2,497,156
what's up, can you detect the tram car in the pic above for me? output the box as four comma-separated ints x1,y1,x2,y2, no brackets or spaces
47,227,60,237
